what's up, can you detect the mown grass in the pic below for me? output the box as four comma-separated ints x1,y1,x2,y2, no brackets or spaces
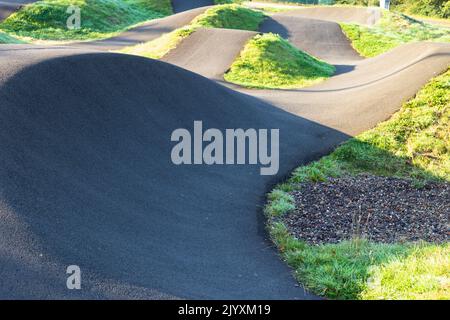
341,11,450,57
119,4,266,59
0,31,24,44
224,33,335,89
0,0,172,41
265,69,450,299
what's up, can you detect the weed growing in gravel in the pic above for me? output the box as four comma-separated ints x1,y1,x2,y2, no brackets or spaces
265,190,296,217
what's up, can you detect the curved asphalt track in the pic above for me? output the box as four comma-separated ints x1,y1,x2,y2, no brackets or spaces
0,5,449,299
172,0,213,14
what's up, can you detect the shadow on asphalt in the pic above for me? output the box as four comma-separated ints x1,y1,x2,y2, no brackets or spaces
0,52,350,299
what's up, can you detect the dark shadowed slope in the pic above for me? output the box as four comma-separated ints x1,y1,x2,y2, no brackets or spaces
70,7,209,50
0,45,346,299
0,0,35,21
260,16,363,65
172,0,214,14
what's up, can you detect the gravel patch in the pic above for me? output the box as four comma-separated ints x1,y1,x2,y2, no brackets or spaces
284,175,449,245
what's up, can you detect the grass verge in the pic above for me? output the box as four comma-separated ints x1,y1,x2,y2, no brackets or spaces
265,68,450,299
224,33,335,89
118,4,266,59
341,10,450,57
0,31,24,44
0,0,172,41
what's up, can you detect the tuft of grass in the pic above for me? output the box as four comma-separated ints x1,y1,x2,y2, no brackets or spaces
361,244,450,300
341,11,450,57
118,4,265,59
271,222,449,300
0,0,172,41
191,4,265,31
0,31,24,44
224,33,335,89
265,69,450,300
265,189,296,217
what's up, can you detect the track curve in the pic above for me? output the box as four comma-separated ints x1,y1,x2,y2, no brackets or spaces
1,5,449,300
70,7,210,51
0,45,337,299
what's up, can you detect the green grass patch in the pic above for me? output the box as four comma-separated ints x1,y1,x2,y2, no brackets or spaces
391,0,450,20
0,0,172,41
224,33,335,89
341,11,450,57
265,69,450,299
271,223,449,299
191,4,265,31
0,31,24,44
118,4,265,59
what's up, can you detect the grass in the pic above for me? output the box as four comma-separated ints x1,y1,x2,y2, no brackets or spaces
118,4,266,59
265,69,450,299
191,4,265,31
0,0,172,41
119,25,197,59
224,33,335,89
341,11,450,57
391,0,450,20
0,31,24,44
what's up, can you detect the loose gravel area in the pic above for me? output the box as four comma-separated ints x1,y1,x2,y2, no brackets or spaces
284,175,449,245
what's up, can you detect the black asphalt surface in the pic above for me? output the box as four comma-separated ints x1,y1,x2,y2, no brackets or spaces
0,5,449,300
162,28,258,80
260,15,363,65
70,7,210,51
0,45,335,299
172,0,214,14
0,0,34,21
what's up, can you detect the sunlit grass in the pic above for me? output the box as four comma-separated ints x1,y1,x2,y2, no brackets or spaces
224,33,335,89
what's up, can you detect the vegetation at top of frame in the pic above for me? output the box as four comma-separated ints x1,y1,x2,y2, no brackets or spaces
119,4,266,59
391,0,450,19
224,33,335,89
265,69,450,299
214,0,245,4
0,0,172,41
341,10,450,57
260,0,450,19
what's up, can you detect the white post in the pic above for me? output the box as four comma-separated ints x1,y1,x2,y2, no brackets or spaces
380,0,391,10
